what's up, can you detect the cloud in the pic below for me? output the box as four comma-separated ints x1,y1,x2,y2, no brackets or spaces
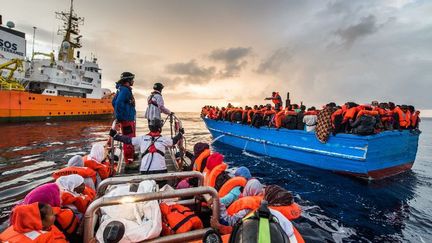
164,59,216,84
208,47,252,78
256,47,292,74
335,15,379,47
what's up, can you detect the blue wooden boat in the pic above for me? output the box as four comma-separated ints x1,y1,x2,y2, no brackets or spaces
203,118,420,180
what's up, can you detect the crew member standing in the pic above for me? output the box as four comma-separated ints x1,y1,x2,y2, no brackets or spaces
265,91,283,111
145,83,172,123
113,72,136,165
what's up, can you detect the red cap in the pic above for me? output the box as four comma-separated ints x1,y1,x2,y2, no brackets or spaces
206,152,224,171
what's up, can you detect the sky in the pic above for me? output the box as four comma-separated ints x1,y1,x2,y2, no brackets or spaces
1,0,431,114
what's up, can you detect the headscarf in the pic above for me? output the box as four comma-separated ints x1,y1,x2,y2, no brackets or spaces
206,152,224,171
68,155,84,167
264,185,293,206
10,202,43,232
243,178,264,197
90,143,105,163
22,183,61,207
193,142,210,157
56,174,84,196
234,166,252,180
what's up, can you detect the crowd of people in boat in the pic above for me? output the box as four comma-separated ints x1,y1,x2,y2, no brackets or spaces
201,96,421,136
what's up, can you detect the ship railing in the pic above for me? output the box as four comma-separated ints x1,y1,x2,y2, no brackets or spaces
84,186,220,243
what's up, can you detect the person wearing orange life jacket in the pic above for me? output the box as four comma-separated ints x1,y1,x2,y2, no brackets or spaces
159,203,203,236
192,142,211,173
220,179,264,226
0,202,67,243
219,166,252,207
263,104,276,127
110,119,184,176
52,155,97,190
247,105,258,124
52,207,80,242
56,174,93,215
331,105,347,134
264,185,302,221
342,103,360,133
265,91,283,111
241,106,251,124
83,143,113,181
231,107,244,123
393,105,411,130
203,152,229,189
408,105,420,130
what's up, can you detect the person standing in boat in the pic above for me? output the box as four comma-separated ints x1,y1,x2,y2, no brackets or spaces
145,82,173,123
265,91,283,111
112,72,136,165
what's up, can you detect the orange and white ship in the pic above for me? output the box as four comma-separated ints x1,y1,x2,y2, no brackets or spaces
0,0,113,123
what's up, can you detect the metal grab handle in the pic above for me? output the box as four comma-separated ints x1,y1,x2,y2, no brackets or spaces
96,171,204,196
84,186,220,243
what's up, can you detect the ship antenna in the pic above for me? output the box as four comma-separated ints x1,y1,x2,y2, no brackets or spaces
31,26,37,59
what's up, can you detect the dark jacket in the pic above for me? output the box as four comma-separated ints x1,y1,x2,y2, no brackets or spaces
112,85,136,121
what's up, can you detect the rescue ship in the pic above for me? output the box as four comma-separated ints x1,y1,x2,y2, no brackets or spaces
0,1,113,123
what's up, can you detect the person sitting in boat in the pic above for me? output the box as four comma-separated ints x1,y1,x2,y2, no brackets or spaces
342,102,360,133
409,105,420,130
113,72,137,165
192,142,211,173
220,179,265,226
331,105,347,134
264,185,302,221
264,91,283,111
296,105,307,130
303,107,318,132
109,118,184,175
350,106,379,135
0,202,68,243
219,166,252,207
84,143,114,180
228,201,304,243
56,174,95,216
203,152,230,188
262,104,276,127
393,105,412,130
52,155,98,190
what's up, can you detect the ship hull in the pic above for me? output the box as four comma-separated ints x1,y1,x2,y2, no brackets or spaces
203,118,419,180
0,90,113,123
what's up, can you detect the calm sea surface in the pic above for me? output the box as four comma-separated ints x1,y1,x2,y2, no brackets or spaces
0,112,431,242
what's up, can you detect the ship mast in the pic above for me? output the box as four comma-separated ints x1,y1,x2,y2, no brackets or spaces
56,0,84,62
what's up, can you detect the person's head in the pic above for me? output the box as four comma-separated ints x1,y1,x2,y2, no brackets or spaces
67,155,84,167
193,142,210,157
103,221,125,243
264,185,294,206
388,102,396,110
272,91,276,96
310,106,316,111
118,72,135,86
90,143,106,163
39,203,55,230
56,174,85,195
371,101,379,107
327,102,336,108
234,166,252,180
148,119,163,133
243,179,264,197
408,105,415,113
401,105,408,112
206,152,224,171
300,105,306,111
153,82,164,92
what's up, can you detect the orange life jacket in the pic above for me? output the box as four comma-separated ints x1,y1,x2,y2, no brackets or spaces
247,110,255,123
52,207,79,235
356,110,379,118
52,167,97,184
160,203,203,235
61,192,92,214
293,227,306,243
342,107,359,123
304,110,318,116
394,107,411,128
264,109,276,116
83,186,96,201
204,163,228,187
218,177,247,198
227,195,263,215
193,149,211,173
83,157,111,180
411,111,420,128
269,203,302,221
272,92,282,105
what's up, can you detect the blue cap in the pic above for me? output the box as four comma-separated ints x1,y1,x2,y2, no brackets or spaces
234,166,252,180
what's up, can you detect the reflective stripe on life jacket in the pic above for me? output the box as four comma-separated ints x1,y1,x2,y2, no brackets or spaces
269,203,302,221
160,203,203,235
204,163,228,187
227,195,263,215
52,167,97,183
218,176,247,198
193,149,211,173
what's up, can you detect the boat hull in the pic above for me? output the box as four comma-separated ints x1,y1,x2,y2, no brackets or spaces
203,118,419,180
0,90,113,122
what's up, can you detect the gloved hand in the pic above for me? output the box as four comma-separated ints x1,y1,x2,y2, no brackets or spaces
109,129,117,137
179,128,185,134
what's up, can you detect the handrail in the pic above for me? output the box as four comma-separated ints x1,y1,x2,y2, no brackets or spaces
96,171,204,196
83,186,220,243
